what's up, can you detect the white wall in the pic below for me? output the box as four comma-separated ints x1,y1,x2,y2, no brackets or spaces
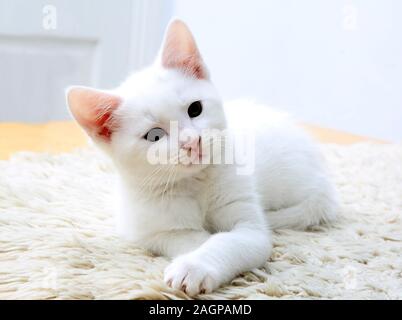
1,1,400,141
0,0,171,122
173,0,402,142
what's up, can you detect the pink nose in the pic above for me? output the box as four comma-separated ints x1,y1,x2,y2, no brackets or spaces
183,136,201,154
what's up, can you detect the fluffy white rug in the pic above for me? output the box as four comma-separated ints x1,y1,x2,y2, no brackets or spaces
0,143,401,300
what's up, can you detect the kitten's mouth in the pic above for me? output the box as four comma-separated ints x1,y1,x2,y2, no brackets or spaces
181,152,206,167
182,155,203,166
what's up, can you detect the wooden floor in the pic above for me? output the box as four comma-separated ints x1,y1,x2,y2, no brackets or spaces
0,121,384,160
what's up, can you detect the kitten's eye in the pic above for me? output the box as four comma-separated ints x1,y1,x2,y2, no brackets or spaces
187,101,203,118
144,128,166,142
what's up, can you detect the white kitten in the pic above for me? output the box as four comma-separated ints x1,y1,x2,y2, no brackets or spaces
66,20,337,296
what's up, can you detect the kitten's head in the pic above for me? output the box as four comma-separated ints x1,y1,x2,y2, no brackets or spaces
66,20,225,183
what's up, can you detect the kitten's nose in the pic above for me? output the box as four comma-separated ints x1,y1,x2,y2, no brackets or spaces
183,136,201,154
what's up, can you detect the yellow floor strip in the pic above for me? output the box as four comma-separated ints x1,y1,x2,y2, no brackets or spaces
0,121,384,160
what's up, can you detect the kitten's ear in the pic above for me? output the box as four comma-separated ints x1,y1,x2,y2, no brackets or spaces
66,86,122,141
160,19,209,79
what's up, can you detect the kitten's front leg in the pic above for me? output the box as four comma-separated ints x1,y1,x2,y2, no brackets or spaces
141,229,219,294
164,202,272,296
141,229,211,257
118,191,210,257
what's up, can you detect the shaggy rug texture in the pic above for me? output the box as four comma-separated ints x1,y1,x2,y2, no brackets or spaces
0,143,401,300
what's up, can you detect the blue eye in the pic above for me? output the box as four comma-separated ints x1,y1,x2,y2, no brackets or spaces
144,128,166,142
188,101,203,118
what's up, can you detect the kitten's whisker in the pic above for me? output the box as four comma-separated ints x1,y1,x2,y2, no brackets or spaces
139,167,162,190
138,166,164,197
170,167,178,201
162,165,176,202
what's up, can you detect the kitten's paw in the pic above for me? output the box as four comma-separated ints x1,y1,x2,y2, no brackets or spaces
164,256,219,296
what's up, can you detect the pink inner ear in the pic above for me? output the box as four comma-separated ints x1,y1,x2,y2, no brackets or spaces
67,87,121,141
161,20,207,79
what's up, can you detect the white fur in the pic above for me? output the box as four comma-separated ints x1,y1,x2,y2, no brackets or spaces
82,67,337,296
68,24,337,296
225,101,338,229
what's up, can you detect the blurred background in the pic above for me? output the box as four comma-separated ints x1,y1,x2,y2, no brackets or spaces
0,0,401,141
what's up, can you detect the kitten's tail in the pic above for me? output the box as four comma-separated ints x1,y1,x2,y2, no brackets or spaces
266,189,338,230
